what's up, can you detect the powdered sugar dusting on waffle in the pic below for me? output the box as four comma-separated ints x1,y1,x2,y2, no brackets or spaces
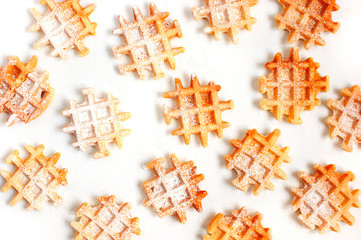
0,56,54,126
259,47,329,124
163,74,234,147
62,88,131,159
143,154,207,223
30,0,97,58
193,0,259,44
225,129,291,195
326,85,361,152
112,2,184,80
0,145,67,210
292,164,361,233
204,207,272,240
71,195,140,240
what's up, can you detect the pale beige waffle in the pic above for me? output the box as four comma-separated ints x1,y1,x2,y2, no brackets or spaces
204,207,272,240
62,88,131,159
326,85,361,152
259,47,329,124
292,164,361,233
112,2,184,80
275,0,340,49
0,145,67,210
163,74,234,147
0,55,54,126
30,0,97,58
72,195,140,240
225,129,291,195
193,0,258,44
143,154,207,223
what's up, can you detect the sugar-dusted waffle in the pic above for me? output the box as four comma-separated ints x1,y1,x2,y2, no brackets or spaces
62,88,131,159
225,129,291,195
163,74,234,147
292,164,361,233
0,145,67,210
259,47,329,124
112,2,184,80
193,0,258,44
143,154,207,223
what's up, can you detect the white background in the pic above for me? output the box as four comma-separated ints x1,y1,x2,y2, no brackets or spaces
0,0,360,239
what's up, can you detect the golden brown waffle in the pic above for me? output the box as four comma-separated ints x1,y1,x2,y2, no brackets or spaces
163,74,234,147
193,0,258,44
0,55,54,126
62,88,131,159
259,47,329,124
0,145,67,210
72,195,140,240
112,2,184,80
30,0,97,58
292,164,361,233
143,154,207,223
326,85,361,152
204,207,272,240
275,0,340,49
225,129,291,195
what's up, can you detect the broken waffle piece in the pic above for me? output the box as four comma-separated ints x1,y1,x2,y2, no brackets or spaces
0,145,67,210
0,55,54,126
112,2,184,80
30,0,97,58
275,0,340,49
292,164,361,233
225,129,291,195
193,0,258,44
326,85,361,152
204,207,272,240
72,195,140,240
143,154,207,223
62,88,131,159
163,74,234,147
259,47,329,124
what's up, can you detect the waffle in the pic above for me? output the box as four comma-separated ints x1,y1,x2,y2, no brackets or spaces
30,0,97,58
259,47,329,124
204,207,272,240
0,145,67,210
275,0,340,49
72,195,140,240
225,129,291,195
0,55,54,126
62,88,131,159
143,154,207,223
326,85,361,152
193,0,258,44
163,74,234,147
292,164,361,233
112,2,184,80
